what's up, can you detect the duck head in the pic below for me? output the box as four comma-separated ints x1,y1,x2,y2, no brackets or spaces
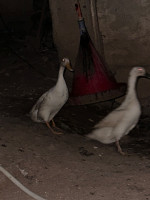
61,58,74,72
130,66,150,79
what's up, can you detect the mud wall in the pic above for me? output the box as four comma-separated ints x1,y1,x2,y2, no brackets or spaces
0,0,33,34
49,0,101,65
97,0,150,99
97,0,150,69
49,0,150,102
0,0,32,19
2,0,150,104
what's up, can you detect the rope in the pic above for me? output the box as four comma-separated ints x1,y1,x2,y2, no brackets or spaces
0,164,47,200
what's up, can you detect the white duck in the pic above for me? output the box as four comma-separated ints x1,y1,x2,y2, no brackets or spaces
30,57,73,134
87,66,150,155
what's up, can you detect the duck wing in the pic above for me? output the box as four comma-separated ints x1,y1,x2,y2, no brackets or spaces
30,91,49,122
88,109,128,144
37,86,69,122
95,108,125,128
88,126,114,144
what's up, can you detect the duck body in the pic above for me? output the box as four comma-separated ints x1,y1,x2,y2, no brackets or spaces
30,58,73,134
89,95,141,144
30,75,68,123
87,66,150,154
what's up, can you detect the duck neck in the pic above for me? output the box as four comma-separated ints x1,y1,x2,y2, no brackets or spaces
56,66,65,86
125,75,137,101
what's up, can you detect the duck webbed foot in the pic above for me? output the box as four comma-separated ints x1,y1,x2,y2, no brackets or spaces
51,119,63,132
115,141,126,155
45,121,63,135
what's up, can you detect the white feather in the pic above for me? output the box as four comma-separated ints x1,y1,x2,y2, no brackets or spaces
87,66,148,144
30,58,73,124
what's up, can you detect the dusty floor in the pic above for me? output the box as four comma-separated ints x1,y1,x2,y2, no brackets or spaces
0,36,150,200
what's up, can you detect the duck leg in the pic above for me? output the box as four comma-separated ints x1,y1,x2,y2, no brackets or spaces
51,119,56,127
51,119,63,132
115,141,125,155
45,121,63,135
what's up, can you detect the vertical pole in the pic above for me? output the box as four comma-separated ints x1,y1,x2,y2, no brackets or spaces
89,0,104,57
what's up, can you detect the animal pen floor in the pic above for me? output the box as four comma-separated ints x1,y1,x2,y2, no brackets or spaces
0,37,150,200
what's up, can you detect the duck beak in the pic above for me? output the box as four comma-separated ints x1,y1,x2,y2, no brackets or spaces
66,63,74,72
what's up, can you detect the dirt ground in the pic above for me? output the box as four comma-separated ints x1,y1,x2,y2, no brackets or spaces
0,36,150,200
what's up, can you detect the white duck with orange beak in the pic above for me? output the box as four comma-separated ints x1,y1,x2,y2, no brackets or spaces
87,66,150,155
30,58,73,134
